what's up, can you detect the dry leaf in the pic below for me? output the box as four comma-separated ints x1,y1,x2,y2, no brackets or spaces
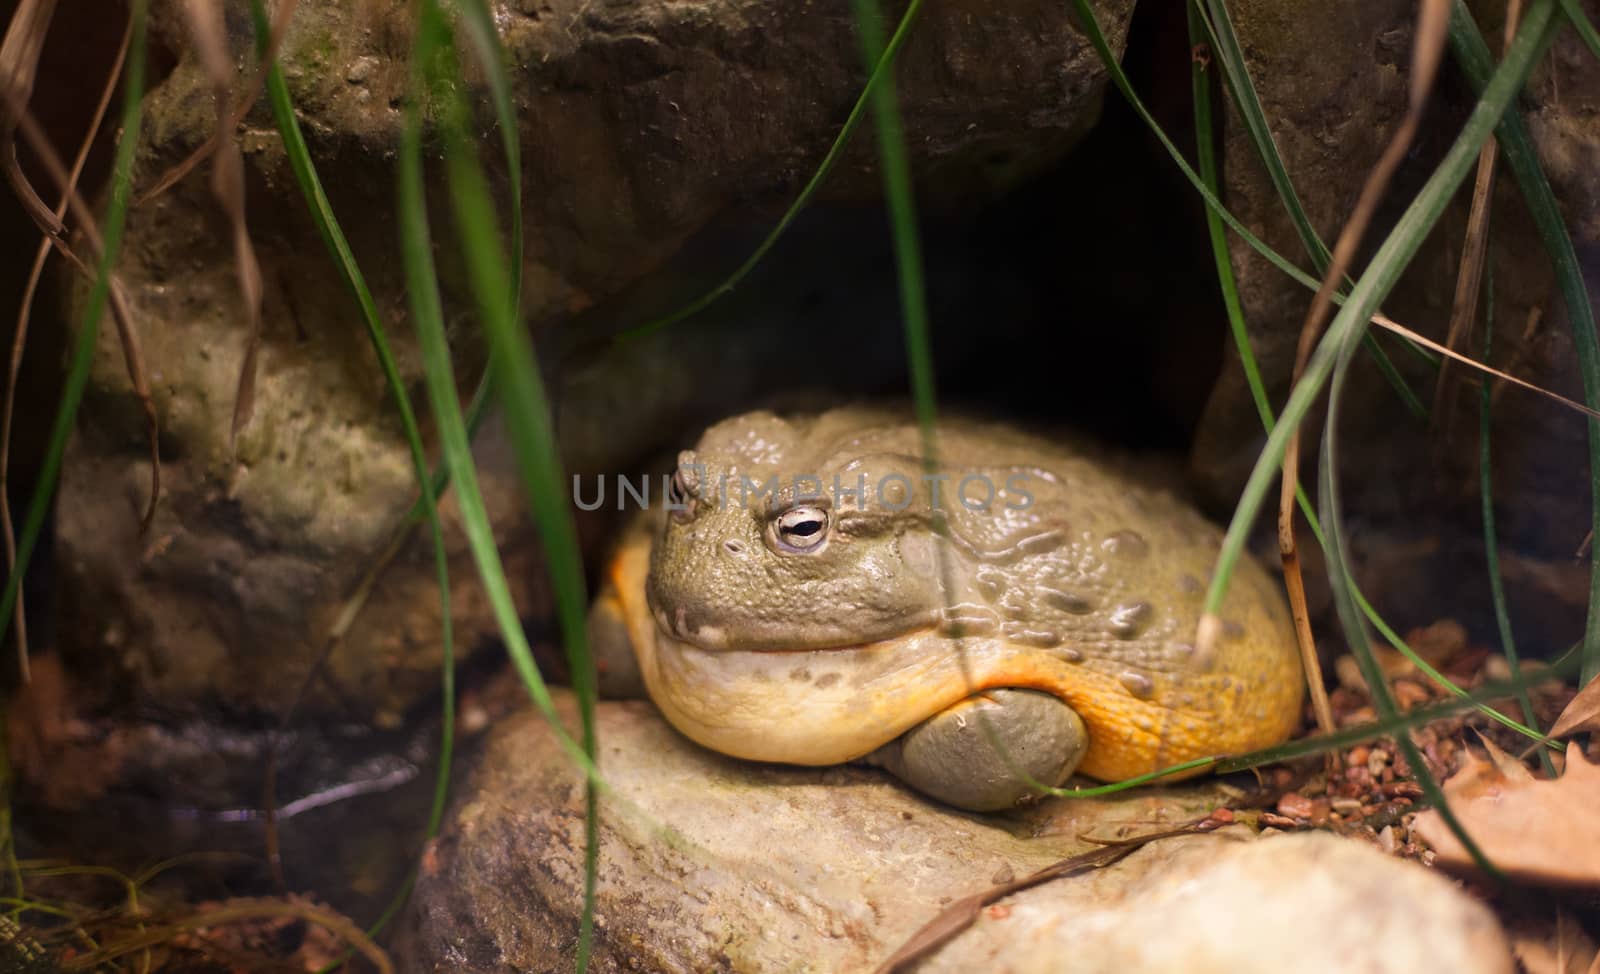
1413,743,1600,887
182,0,265,448
0,0,64,235
1550,673,1600,739
1475,732,1537,785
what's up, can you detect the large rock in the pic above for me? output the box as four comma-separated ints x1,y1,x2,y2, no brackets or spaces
1190,0,1600,648
57,0,1136,723
400,695,1513,973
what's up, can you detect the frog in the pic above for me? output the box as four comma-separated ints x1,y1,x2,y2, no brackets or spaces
588,408,1303,811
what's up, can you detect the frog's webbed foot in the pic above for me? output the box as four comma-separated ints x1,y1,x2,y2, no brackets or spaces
864,689,1087,811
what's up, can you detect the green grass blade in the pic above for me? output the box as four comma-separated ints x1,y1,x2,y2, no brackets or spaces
0,0,148,654
856,0,1087,798
1449,0,1600,686
1194,0,1438,391
1197,0,1329,270
850,0,935,437
1214,641,1581,770
615,0,926,343
348,0,515,543
450,0,527,455
241,0,460,836
1189,6,1271,427
403,6,600,968
1363,336,1430,419
1198,0,1558,635
1344,565,1554,744
1188,5,1550,747
1322,331,1501,879
1049,637,1580,792
454,0,522,324
1293,0,1562,878
1557,0,1600,59
1070,1,1348,310
432,22,601,973
243,9,465,961
398,2,598,786
1478,263,1553,773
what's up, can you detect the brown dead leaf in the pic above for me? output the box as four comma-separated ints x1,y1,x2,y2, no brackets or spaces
1,18,132,684
1550,673,1600,739
1368,311,1600,422
1475,732,1537,785
9,103,162,534
182,0,265,449
137,0,299,206
0,0,64,235
1254,0,1452,708
1413,743,1600,888
1431,0,1515,433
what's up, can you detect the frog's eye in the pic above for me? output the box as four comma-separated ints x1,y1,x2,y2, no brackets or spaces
772,505,829,552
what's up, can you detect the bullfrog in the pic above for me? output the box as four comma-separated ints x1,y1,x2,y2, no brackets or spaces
588,408,1302,811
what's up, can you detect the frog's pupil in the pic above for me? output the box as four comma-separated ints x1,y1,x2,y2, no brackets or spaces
775,509,826,549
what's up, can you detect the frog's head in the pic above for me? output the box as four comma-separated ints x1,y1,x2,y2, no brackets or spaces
645,411,947,653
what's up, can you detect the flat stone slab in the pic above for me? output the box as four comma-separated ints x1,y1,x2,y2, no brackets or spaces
400,695,1511,973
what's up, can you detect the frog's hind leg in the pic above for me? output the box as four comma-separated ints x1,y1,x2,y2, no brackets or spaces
864,689,1088,812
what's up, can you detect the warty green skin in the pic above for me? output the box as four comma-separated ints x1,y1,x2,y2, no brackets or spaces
591,408,1303,810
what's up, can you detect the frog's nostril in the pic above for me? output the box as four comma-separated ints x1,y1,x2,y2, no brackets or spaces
723,539,746,555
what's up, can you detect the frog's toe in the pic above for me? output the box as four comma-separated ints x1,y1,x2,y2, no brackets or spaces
865,688,1087,812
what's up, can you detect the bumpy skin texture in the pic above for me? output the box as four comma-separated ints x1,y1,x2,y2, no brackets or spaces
599,408,1302,785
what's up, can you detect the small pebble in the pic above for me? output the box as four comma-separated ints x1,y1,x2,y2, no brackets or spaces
1344,766,1375,790
458,703,490,734
1335,655,1367,692
1393,679,1431,709
1483,654,1512,682
1343,706,1378,727
1276,793,1315,819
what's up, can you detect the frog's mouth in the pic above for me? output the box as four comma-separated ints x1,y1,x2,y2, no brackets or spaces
603,535,1179,781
